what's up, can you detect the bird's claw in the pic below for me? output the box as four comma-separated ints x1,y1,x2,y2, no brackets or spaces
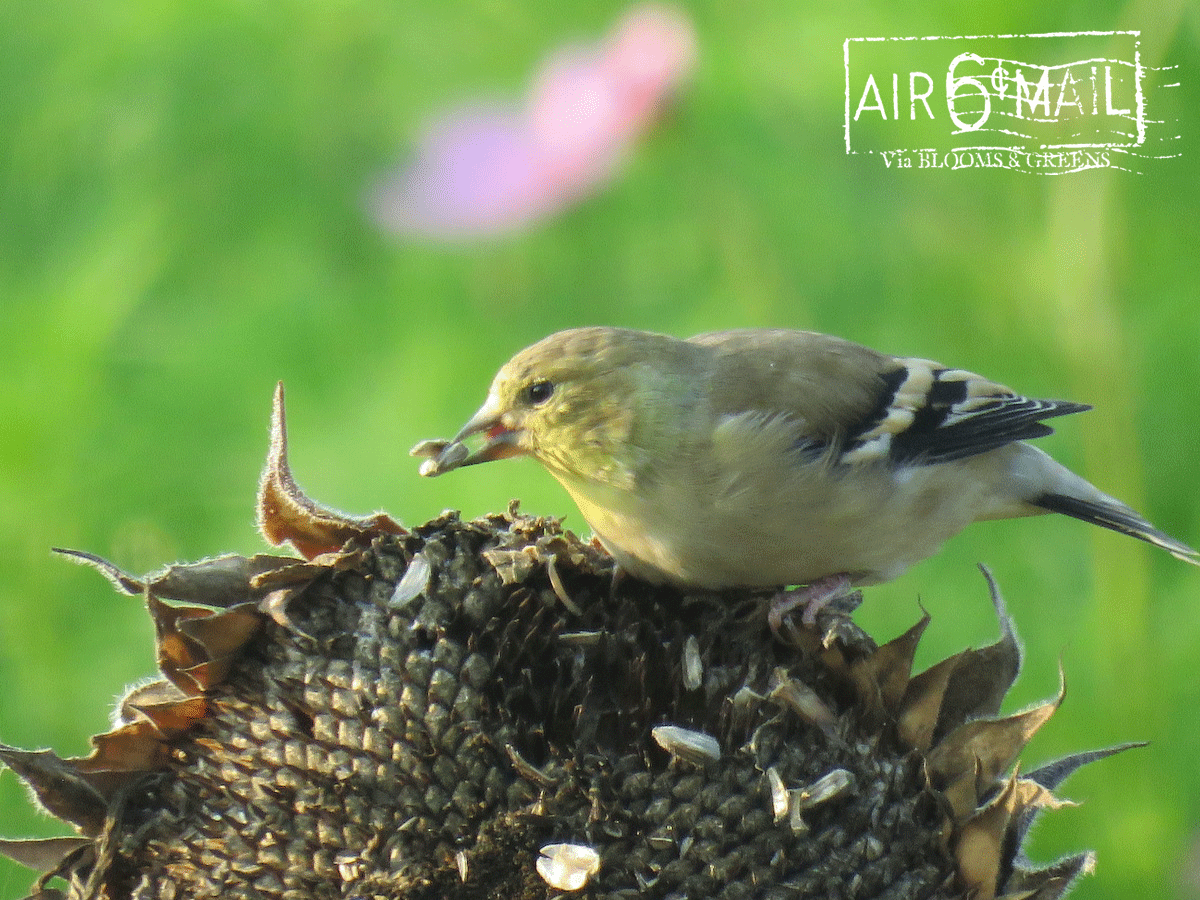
768,574,858,643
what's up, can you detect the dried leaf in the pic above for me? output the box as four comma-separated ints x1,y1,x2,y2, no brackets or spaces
149,595,266,692
899,650,966,752
0,745,107,835
117,679,189,715
124,694,210,738
257,382,405,559
817,642,851,681
59,550,324,696
77,721,171,775
1024,742,1146,792
172,659,222,695
50,548,143,594
1009,743,1144,850
0,837,91,872
253,558,354,632
78,687,207,785
927,688,1061,796
932,567,1021,745
148,554,300,608
940,761,986,824
955,774,1022,900
850,613,928,723
1000,852,1095,900
1009,777,1073,815
148,595,220,694
250,558,342,591
57,550,307,610
177,603,264,661
955,769,1070,900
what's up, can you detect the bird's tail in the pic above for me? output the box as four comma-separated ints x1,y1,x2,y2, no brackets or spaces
1032,492,1200,566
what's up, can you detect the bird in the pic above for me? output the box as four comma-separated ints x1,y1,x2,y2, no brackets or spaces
413,326,1198,615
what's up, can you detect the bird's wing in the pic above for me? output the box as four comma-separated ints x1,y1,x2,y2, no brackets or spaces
689,331,1089,466
689,330,898,437
842,359,1091,464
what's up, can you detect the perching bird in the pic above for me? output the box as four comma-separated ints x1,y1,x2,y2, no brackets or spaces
414,327,1198,606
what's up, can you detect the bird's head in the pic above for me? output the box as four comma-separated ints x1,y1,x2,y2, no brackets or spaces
434,328,657,485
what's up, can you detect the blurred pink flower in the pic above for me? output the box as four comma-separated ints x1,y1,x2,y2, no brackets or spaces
370,4,697,239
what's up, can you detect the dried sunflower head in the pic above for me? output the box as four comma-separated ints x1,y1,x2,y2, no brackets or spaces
0,383,1138,900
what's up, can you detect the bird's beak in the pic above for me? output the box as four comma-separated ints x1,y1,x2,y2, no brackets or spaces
449,397,527,467
413,394,530,477
414,395,528,477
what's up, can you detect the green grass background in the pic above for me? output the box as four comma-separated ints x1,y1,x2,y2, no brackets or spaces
1,2,1198,898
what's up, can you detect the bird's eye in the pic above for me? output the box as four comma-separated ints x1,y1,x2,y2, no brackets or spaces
524,380,554,405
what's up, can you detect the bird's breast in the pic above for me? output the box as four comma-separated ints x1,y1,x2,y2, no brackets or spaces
552,454,1007,590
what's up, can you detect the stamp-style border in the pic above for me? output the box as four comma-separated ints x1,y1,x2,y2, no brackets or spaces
844,31,1144,157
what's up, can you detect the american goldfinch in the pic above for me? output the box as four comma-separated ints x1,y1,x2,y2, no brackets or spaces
414,327,1198,595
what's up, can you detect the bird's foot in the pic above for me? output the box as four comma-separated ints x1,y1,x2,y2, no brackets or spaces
768,574,855,637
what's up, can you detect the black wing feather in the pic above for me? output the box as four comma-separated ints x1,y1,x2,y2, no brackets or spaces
891,397,1091,463
842,362,1091,466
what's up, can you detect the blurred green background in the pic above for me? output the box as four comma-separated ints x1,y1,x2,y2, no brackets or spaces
1,2,1197,898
